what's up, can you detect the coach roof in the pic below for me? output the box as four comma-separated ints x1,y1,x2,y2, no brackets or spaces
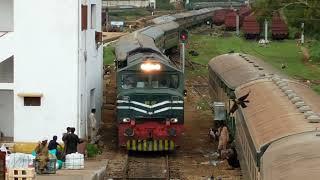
208,53,263,90
235,79,320,153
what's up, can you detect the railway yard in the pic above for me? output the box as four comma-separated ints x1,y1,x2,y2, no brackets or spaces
101,67,242,180
99,5,320,180
2,3,320,180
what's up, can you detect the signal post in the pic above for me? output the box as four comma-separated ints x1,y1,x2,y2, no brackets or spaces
180,29,188,73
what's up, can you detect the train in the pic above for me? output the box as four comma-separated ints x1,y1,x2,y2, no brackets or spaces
208,53,320,180
114,8,217,151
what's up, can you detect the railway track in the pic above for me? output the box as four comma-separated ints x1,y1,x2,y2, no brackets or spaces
106,153,181,180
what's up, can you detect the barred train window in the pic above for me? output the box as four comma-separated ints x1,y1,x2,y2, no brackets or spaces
24,97,41,106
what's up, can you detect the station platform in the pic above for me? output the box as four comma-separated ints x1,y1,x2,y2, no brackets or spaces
36,160,108,180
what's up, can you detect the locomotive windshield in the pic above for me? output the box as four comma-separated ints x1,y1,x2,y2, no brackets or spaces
122,73,179,89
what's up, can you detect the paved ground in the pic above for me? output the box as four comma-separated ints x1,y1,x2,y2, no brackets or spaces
36,160,107,180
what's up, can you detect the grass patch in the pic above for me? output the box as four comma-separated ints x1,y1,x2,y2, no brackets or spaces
309,41,320,63
156,0,175,10
104,45,115,65
312,85,320,94
196,99,210,111
109,8,151,21
86,144,101,158
186,34,320,81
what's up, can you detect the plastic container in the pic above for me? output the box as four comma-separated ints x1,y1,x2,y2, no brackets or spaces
65,153,84,169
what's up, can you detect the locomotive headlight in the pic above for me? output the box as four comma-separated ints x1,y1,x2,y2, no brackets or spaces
170,118,178,123
122,118,131,123
141,63,161,72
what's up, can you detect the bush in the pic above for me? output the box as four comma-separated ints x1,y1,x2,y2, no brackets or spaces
86,144,101,158
288,26,300,40
156,0,174,10
309,41,320,62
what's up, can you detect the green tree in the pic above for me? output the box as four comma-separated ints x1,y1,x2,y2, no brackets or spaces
253,0,320,39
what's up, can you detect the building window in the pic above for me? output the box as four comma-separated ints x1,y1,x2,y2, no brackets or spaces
24,97,41,106
81,5,88,31
91,4,96,29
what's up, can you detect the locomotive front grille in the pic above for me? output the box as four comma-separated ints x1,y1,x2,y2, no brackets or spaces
126,139,175,151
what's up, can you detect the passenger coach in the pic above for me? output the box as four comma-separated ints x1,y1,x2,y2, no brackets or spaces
208,53,320,180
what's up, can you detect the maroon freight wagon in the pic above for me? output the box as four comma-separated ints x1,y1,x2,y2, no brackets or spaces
225,11,237,31
272,14,289,40
213,9,233,26
238,6,252,26
242,15,260,39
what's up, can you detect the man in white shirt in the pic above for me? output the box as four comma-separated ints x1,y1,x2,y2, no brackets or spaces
89,109,97,143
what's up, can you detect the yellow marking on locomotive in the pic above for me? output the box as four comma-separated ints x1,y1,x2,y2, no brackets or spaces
137,140,142,151
143,140,147,151
164,140,169,151
159,140,163,151
126,139,175,151
132,140,136,151
170,140,175,151
153,139,158,151
127,140,131,150
148,141,153,151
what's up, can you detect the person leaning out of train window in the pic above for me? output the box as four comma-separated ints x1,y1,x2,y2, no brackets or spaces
217,121,229,156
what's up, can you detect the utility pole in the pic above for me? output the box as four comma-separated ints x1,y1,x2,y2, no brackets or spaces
236,13,240,36
264,19,268,42
179,30,188,74
301,22,305,44
181,43,185,73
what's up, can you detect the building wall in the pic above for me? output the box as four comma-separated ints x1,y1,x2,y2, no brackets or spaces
0,90,14,137
0,0,14,32
14,0,79,142
78,0,103,138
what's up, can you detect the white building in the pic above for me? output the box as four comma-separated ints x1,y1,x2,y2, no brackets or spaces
0,0,103,143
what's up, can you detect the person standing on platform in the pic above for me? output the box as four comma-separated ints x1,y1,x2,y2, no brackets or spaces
89,109,97,143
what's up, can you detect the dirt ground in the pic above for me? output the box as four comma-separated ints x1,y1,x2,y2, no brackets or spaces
99,67,241,180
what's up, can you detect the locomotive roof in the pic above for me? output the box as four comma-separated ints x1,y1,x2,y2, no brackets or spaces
208,53,264,90
122,52,181,72
115,32,162,62
235,79,320,152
